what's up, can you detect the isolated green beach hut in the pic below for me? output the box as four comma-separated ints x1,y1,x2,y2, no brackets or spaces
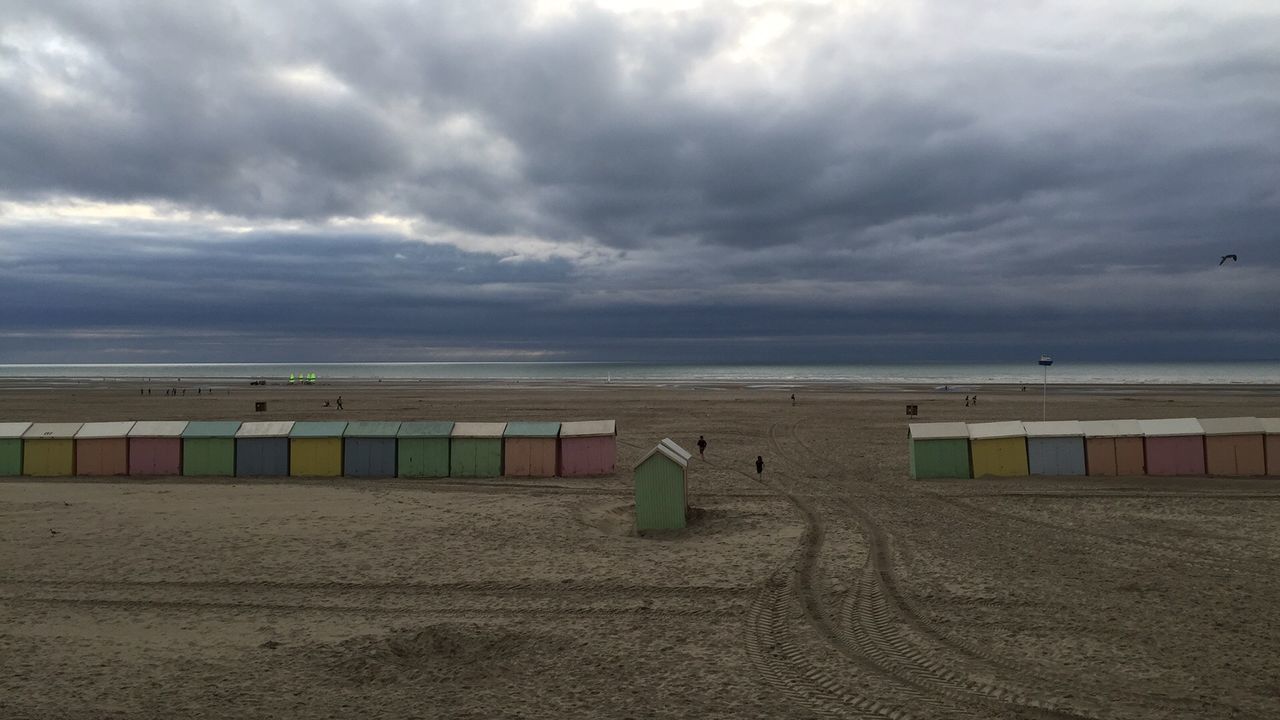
634,438,692,531
908,422,971,479
450,422,506,478
182,421,241,476
344,421,401,477
0,422,31,476
397,422,453,478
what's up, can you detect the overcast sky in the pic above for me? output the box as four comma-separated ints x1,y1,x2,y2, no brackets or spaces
2,0,1277,363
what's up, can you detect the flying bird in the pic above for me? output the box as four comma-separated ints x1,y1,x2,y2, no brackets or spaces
1219,254,1237,266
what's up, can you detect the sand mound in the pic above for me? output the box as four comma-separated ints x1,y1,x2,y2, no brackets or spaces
323,623,561,685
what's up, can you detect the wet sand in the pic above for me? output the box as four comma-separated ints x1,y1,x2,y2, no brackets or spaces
1,381,1278,719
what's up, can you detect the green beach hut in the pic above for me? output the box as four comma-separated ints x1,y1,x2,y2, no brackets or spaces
908,422,972,479
0,422,31,476
634,438,692,531
397,421,453,478
449,422,506,478
182,421,241,476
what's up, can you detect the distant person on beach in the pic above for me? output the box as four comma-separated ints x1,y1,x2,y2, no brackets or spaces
336,396,344,411
965,396,970,407
972,395,978,405
697,435,707,459
755,456,764,477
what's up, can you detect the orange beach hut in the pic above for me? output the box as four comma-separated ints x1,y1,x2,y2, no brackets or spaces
1262,418,1280,477
1199,417,1266,477
1079,419,1145,476
76,422,135,476
503,421,561,477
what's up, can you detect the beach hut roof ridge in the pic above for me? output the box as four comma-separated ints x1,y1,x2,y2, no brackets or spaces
559,420,616,437
182,421,242,437
24,422,84,439
129,420,189,438
75,421,137,439
344,421,402,437
908,422,968,440
967,421,1026,440
290,421,348,437
1196,416,1264,435
1078,419,1143,437
659,438,693,461
1138,418,1204,437
503,421,561,438
236,421,295,438
398,421,454,437
636,441,689,469
1022,420,1084,438
0,422,32,438
451,422,506,438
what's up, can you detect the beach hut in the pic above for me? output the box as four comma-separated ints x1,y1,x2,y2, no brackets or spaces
449,422,506,478
1079,420,1145,476
0,422,31,476
344,421,401,478
1261,418,1280,477
23,423,82,476
290,421,347,477
75,422,135,476
558,420,617,476
1023,421,1087,476
634,438,692,530
907,422,971,479
968,421,1029,477
1199,417,1266,477
1140,418,1206,476
503,421,561,477
397,421,453,478
236,421,294,477
182,421,240,476
128,421,189,476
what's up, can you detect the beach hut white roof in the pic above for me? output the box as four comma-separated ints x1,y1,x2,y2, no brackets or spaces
1197,416,1264,436
908,422,968,440
24,422,84,439
660,438,693,462
1022,420,1084,438
128,420,189,438
451,422,507,438
637,439,690,468
76,421,136,439
968,421,1025,440
1138,418,1204,437
559,420,616,437
1079,419,1144,438
0,422,32,439
236,421,295,438
1259,418,1280,434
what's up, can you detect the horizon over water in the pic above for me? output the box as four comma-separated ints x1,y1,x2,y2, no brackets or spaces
0,361,1277,385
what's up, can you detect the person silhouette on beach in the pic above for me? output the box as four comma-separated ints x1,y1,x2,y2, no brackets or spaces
972,395,978,406
965,396,970,407
336,396,343,411
755,456,764,477
791,393,796,406
697,435,707,459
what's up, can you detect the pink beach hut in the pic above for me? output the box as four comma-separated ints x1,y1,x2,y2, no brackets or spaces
1139,418,1205,476
128,420,189,476
558,420,617,476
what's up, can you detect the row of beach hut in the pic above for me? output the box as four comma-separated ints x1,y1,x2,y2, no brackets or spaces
0,420,616,479
909,417,1280,479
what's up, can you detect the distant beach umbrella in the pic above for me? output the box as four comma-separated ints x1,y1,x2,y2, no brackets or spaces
1219,254,1238,266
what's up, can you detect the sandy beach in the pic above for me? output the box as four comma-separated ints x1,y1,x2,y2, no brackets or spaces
2,381,1279,719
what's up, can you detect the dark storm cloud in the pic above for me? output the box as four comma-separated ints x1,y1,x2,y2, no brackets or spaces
0,0,1278,361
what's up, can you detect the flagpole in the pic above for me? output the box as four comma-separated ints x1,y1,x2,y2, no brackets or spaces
1038,354,1053,421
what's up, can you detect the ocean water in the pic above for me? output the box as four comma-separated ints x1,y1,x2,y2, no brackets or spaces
0,362,1276,385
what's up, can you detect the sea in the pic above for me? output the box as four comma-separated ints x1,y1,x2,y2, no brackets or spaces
0,362,1277,385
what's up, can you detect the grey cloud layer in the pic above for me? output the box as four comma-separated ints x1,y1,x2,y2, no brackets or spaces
1,0,1278,361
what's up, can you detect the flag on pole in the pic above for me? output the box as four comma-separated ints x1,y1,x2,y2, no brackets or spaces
1039,355,1054,367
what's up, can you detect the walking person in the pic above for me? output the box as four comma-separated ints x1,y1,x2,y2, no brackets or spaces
965,395,970,407
972,395,977,406
697,435,707,459
336,395,344,411
755,455,764,478
790,393,796,406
